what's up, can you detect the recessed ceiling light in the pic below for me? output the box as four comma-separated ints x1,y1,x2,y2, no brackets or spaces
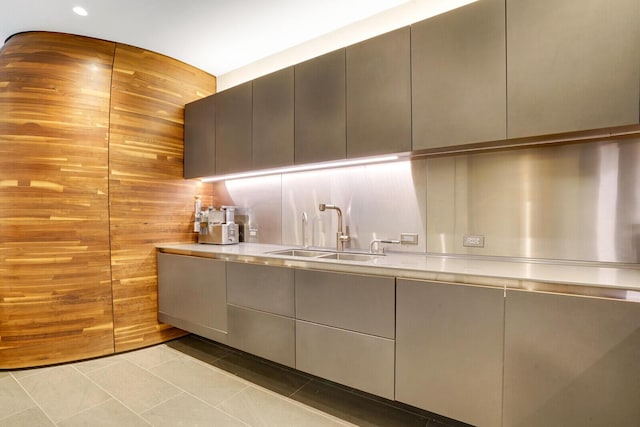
72,6,88,16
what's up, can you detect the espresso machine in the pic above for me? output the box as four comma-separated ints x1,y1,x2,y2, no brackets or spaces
197,204,238,245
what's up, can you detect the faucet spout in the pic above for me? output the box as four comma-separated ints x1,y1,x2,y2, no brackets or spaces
318,203,349,251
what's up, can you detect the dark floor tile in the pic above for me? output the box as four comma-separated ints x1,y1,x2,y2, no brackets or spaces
210,351,312,397
291,379,429,427
165,335,232,364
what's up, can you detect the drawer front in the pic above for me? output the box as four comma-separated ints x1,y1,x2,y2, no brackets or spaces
227,305,295,368
227,262,294,317
295,269,395,338
296,320,395,399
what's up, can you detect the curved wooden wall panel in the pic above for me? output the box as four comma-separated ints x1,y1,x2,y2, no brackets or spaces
0,33,116,368
109,44,216,352
0,32,216,368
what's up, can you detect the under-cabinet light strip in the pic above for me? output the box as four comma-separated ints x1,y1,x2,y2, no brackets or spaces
200,155,400,182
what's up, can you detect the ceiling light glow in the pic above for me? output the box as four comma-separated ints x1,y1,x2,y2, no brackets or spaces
72,6,88,16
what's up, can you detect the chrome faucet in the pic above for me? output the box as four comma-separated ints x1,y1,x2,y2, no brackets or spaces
370,238,400,254
319,203,350,251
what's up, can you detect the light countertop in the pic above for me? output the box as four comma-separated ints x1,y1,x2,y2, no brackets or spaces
157,243,640,300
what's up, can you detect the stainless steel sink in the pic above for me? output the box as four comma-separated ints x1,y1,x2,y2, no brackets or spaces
317,252,384,262
268,249,332,257
267,249,383,262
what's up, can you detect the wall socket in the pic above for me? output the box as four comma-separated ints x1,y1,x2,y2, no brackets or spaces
463,234,485,248
400,233,419,245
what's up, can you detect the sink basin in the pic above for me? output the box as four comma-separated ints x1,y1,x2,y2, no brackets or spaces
318,253,384,262
268,249,331,257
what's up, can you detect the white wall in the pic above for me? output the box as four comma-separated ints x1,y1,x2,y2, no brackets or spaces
217,0,476,91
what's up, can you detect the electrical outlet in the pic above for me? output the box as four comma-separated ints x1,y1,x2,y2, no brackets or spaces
400,233,419,245
463,234,484,248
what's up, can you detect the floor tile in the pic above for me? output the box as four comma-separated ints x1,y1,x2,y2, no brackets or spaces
211,351,311,397
0,372,9,379
292,379,428,427
10,365,53,379
0,376,37,421
141,392,247,427
150,356,248,407
86,359,180,414
73,354,123,374
165,335,232,364
121,344,182,370
16,365,111,423
57,398,150,427
219,386,353,427
0,407,54,427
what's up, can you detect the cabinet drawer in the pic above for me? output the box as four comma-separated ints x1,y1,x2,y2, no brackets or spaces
295,269,395,338
227,305,295,368
227,262,294,317
296,320,394,399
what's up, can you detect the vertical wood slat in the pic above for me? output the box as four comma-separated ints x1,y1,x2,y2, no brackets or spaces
109,44,216,352
0,33,115,368
0,32,216,368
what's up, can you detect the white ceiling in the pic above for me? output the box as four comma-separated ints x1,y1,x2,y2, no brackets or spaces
0,0,414,76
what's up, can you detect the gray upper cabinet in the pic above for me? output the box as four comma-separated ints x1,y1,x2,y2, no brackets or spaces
412,0,506,150
346,27,411,158
252,67,294,169
184,95,216,179
507,0,640,138
294,49,346,164
215,81,252,175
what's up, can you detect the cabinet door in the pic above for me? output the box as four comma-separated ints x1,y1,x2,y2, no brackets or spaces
396,279,504,427
184,95,216,178
226,262,294,317
252,67,294,169
296,320,395,399
157,252,227,343
412,0,506,150
227,305,295,368
215,81,252,174
346,27,411,158
507,0,640,138
295,269,395,338
294,49,346,164
504,290,640,427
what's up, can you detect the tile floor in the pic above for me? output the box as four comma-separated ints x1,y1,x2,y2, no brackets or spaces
1,335,467,427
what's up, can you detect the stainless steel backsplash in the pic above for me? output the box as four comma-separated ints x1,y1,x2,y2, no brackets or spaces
221,137,640,263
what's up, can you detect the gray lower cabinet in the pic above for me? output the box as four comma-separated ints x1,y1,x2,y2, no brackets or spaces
252,67,294,170
295,269,395,398
503,290,640,427
296,320,395,399
506,0,640,138
411,0,506,150
226,262,295,367
294,49,346,164
227,305,295,368
396,279,504,427
346,27,411,158
157,252,227,343
215,81,252,175
226,262,294,317
184,95,215,179
295,269,395,338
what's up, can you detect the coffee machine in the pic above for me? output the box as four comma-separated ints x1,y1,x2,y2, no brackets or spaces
198,205,238,245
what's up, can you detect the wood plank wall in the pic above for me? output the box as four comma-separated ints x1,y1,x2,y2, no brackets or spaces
109,44,215,352
0,32,216,368
0,33,116,367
